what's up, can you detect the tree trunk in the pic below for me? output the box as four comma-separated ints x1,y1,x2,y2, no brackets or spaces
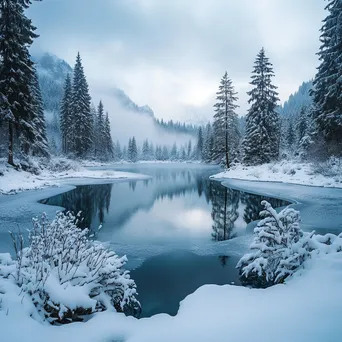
7,121,14,166
225,102,230,169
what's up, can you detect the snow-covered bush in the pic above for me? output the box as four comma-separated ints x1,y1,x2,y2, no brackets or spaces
45,157,80,173
313,156,342,178
237,201,313,288
5,211,140,323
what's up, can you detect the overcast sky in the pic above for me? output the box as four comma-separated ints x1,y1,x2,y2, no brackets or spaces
28,0,325,122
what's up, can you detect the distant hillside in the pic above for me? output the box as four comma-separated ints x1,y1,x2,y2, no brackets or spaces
113,88,155,118
32,52,198,150
279,81,313,117
32,53,73,113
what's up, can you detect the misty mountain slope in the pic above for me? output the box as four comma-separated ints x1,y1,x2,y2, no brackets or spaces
33,52,197,148
279,80,313,117
33,53,73,113
113,88,154,117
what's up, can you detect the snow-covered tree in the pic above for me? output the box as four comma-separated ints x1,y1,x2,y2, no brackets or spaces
128,136,138,162
237,201,313,288
70,53,93,158
142,139,150,160
286,119,296,153
30,67,50,158
196,126,204,160
60,74,73,154
243,48,280,165
162,145,169,161
104,112,114,160
296,106,308,145
213,72,240,167
94,100,105,158
114,140,122,161
311,0,342,156
187,140,192,159
155,145,163,160
170,142,178,161
202,123,214,162
0,0,39,164
7,211,141,323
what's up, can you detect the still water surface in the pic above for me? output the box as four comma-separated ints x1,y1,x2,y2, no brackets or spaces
41,164,289,317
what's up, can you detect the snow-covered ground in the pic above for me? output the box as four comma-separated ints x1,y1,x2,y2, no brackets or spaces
0,250,341,342
1,162,342,341
0,158,149,195
211,159,342,188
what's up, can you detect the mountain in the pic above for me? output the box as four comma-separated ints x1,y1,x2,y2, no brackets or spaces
279,81,313,117
33,53,73,113
113,88,155,117
32,52,197,150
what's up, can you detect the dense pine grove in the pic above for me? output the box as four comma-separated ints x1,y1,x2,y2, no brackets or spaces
0,0,49,165
310,0,342,158
0,0,341,166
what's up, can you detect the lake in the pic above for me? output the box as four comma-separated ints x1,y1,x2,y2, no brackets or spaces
40,164,290,317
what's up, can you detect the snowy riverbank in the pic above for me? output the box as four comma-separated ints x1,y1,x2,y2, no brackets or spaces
0,250,341,342
211,159,342,188
0,158,149,195
0,162,342,341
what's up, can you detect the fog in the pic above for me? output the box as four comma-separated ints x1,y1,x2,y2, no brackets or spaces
91,89,196,148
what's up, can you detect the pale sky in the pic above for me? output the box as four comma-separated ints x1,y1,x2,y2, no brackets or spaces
28,0,325,122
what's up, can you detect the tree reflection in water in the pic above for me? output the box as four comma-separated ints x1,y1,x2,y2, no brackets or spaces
40,169,290,242
206,181,289,242
40,183,113,229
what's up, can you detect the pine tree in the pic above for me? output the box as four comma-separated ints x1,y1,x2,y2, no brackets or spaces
162,145,169,161
127,137,132,161
187,140,192,159
0,0,39,164
243,48,280,165
286,119,296,152
30,67,49,158
202,123,214,162
149,142,154,160
311,0,342,156
213,72,240,168
155,145,163,160
70,53,93,158
131,136,138,162
114,140,122,161
237,201,312,288
104,112,114,160
170,143,178,161
296,106,308,147
196,126,204,160
142,139,150,160
60,74,73,154
122,146,127,161
95,100,105,159
180,147,186,161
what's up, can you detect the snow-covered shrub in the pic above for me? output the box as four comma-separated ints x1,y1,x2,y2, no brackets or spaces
45,157,80,173
237,201,313,288
313,156,342,178
6,211,140,324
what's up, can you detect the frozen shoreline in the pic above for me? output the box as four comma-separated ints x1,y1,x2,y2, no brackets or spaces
211,160,342,189
1,163,342,341
0,161,150,195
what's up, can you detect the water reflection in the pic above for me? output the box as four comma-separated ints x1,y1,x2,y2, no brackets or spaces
40,183,113,229
130,250,241,317
40,166,290,244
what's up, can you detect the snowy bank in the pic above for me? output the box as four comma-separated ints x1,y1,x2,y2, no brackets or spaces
0,158,149,195
211,159,342,188
0,250,341,342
